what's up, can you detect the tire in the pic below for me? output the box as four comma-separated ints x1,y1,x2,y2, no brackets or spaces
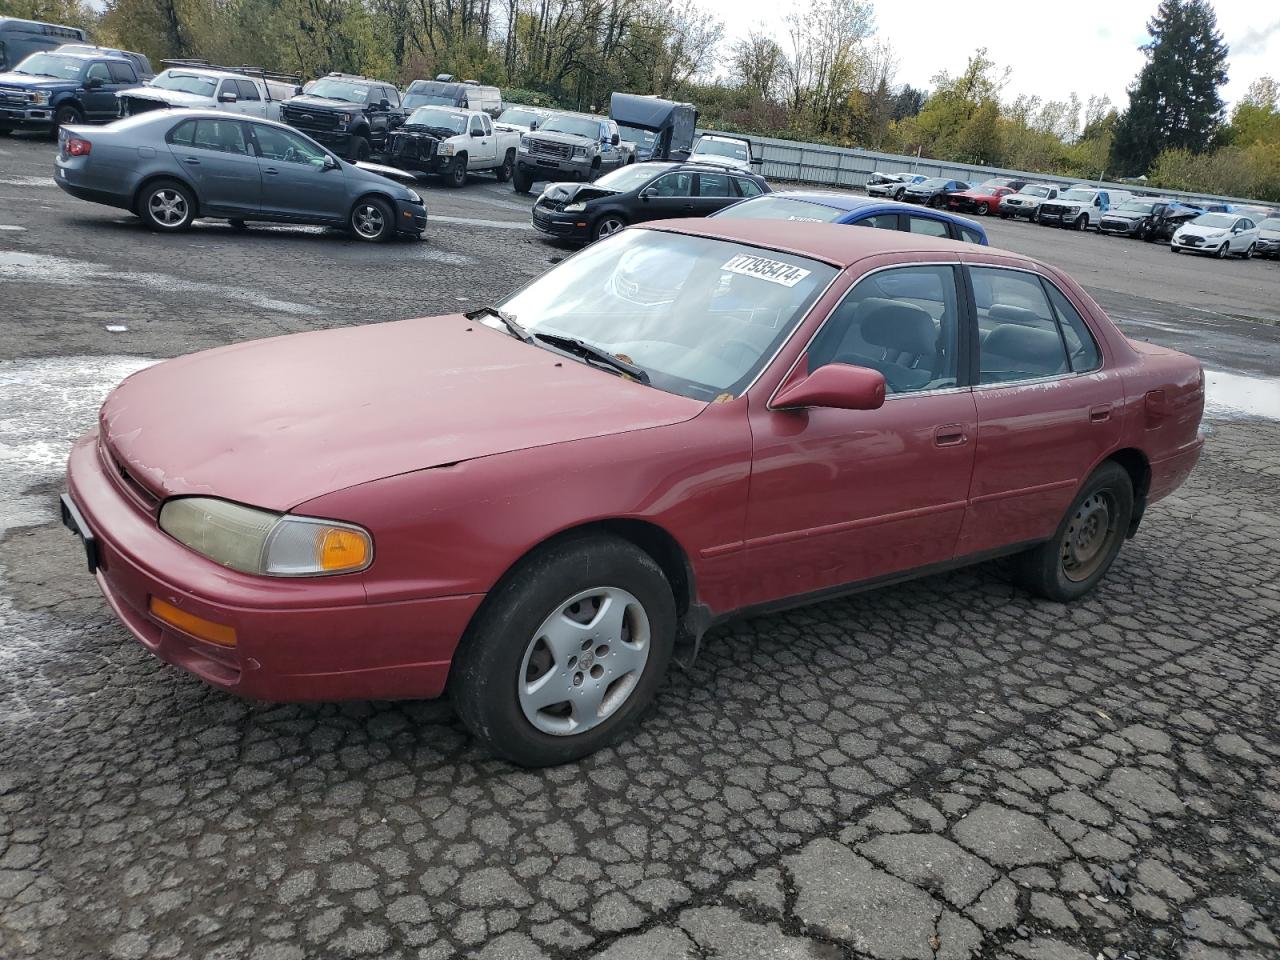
137,179,196,232
512,168,533,194
348,135,371,163
495,150,514,183
928,195,942,209
1170,245,1179,253
228,218,247,230
588,160,601,182
1242,243,1255,260
593,214,627,242
449,534,677,767
976,201,990,216
52,104,83,138
0,126,11,137
893,187,905,201
349,196,394,242
1013,462,1134,602
1215,242,1228,259
446,155,467,188
1075,215,1088,231
999,212,1010,220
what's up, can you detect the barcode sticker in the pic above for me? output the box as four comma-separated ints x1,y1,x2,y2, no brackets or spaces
721,255,811,287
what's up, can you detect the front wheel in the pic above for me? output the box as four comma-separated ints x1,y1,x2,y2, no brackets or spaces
892,187,906,201
495,150,514,183
1013,462,1134,602
349,196,394,242
593,214,627,242
512,168,533,194
976,201,990,216
1215,242,1229,259
449,534,677,767
52,104,84,138
446,156,467,188
1241,242,1255,260
138,180,196,232
1075,215,1088,231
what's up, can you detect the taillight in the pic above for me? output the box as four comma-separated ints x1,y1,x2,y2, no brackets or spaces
66,138,92,157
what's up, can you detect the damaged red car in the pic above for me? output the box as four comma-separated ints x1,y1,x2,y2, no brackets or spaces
62,220,1205,766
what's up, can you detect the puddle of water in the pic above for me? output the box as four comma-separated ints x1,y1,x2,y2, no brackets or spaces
0,249,319,315
1205,370,1280,421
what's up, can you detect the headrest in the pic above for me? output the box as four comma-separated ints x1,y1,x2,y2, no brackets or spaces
984,323,1066,370
860,301,937,357
989,304,1046,326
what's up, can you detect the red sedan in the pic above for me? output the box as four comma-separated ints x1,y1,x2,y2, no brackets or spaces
62,221,1204,766
947,185,1015,215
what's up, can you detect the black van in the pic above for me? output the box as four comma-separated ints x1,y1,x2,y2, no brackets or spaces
0,17,86,72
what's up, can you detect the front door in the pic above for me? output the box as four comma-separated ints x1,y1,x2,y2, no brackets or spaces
741,263,977,606
249,123,348,223
80,61,120,121
468,113,496,165
636,170,695,223
957,266,1123,555
166,116,260,215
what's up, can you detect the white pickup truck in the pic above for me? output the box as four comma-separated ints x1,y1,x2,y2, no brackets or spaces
117,64,298,121
383,106,523,187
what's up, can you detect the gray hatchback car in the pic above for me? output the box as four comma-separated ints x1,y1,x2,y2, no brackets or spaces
54,110,427,241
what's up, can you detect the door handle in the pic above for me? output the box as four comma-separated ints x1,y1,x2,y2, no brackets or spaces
182,157,200,165
1089,404,1112,423
934,424,968,447
264,167,279,175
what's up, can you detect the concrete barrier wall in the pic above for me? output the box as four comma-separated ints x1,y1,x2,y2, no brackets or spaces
696,128,1278,212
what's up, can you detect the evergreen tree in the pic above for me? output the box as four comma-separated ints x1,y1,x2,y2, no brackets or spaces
1110,0,1229,177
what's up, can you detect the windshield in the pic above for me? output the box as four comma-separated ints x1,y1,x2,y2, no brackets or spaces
306,78,370,103
406,107,467,134
498,108,543,127
1019,186,1051,197
1060,189,1096,202
595,163,675,192
1192,213,1236,228
1116,201,1157,214
695,139,749,161
149,70,218,96
617,125,657,148
540,115,601,139
1259,218,1280,231
713,196,843,223
498,230,837,401
13,53,84,79
920,178,951,188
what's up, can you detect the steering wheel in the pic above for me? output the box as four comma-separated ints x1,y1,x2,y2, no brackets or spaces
283,146,302,163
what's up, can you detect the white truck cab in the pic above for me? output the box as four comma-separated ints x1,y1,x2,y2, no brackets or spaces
1037,187,1133,230
385,106,523,187
117,61,299,121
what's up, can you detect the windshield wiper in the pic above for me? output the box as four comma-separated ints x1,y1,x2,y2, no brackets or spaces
466,305,532,343
533,333,650,384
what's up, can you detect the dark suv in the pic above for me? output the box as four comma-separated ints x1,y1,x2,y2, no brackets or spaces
281,73,406,161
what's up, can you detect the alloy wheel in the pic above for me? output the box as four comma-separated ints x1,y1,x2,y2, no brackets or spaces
148,189,188,227
352,203,384,239
596,217,625,239
517,586,651,736
1061,491,1118,583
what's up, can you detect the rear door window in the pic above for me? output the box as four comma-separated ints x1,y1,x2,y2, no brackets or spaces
853,213,901,230
107,62,136,84
971,267,1070,384
908,216,950,238
191,118,249,155
697,173,733,197
957,225,984,245
733,177,763,198
1042,281,1101,372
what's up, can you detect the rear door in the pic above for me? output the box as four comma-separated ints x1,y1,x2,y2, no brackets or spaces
166,117,261,215
106,61,137,117
248,122,347,223
957,265,1122,555
691,170,737,215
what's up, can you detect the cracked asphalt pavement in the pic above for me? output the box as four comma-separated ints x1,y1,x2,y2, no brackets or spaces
2,134,1279,960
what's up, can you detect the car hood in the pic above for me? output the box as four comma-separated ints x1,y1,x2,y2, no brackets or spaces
99,315,704,511
1258,228,1280,240
540,181,619,204
119,86,209,107
1103,210,1147,221
1175,223,1231,238
0,72,72,90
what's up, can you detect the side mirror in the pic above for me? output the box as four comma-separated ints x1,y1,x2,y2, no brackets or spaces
380,98,391,110
86,76,104,89
639,187,657,200
773,363,886,412
322,154,339,171
750,156,763,167
218,91,237,103
528,119,538,131
611,133,620,145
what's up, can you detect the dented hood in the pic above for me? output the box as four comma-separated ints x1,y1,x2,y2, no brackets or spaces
539,181,619,205
119,86,211,108
100,315,705,511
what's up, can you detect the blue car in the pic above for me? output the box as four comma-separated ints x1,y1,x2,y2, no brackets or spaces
710,192,988,245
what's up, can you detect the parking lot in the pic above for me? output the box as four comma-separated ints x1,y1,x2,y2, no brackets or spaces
2,131,1279,960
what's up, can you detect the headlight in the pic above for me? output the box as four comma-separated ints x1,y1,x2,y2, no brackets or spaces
340,112,351,123
572,145,588,158
28,91,50,105
406,189,422,204
563,202,585,212
158,498,372,577
439,142,455,156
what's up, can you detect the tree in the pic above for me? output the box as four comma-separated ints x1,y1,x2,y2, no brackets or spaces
0,0,97,30
780,0,874,133
1109,0,1229,177
729,28,784,101
1230,76,1280,147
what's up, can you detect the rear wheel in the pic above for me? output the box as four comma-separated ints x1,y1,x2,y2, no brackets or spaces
495,150,514,183
349,196,394,242
1242,242,1255,260
138,179,195,232
1014,462,1133,602
513,168,533,194
449,534,677,767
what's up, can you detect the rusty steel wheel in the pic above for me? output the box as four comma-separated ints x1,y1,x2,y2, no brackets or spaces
1060,490,1120,583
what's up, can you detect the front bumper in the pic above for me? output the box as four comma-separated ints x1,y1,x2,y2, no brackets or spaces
1255,238,1280,255
1171,235,1215,253
999,201,1037,219
393,198,428,234
63,432,480,702
1098,220,1140,236
531,205,591,240
517,154,593,181
0,105,54,130
1038,210,1078,226
899,193,929,205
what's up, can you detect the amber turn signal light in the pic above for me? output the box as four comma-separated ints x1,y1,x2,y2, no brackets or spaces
149,597,237,647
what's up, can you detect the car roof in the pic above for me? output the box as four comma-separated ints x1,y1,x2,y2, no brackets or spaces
643,218,1023,269
751,192,983,229
41,50,124,62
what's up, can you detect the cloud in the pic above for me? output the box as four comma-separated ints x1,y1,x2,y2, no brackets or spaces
1231,18,1280,57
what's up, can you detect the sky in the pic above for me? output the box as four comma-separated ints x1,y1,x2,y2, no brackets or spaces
705,0,1279,111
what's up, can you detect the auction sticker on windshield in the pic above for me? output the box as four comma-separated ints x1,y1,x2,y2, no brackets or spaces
721,255,812,287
